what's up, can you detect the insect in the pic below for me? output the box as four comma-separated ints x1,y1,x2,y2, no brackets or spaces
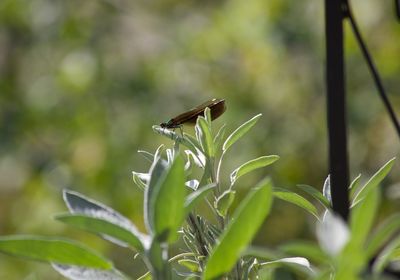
160,98,226,129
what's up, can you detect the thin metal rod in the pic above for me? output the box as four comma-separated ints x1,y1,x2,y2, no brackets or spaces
325,0,350,220
344,3,400,139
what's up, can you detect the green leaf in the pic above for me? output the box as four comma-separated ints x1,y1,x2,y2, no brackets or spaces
0,235,112,269
366,213,400,258
150,156,186,242
178,259,200,272
230,155,279,185
352,158,395,206
349,174,361,201
147,239,171,277
296,184,330,209
55,213,147,252
196,116,214,158
278,241,329,265
183,132,204,154
137,271,152,280
243,246,282,261
322,175,331,206
349,188,380,250
204,178,273,280
145,158,168,235
62,190,147,249
273,188,319,220
222,114,262,152
213,124,226,154
204,107,212,125
184,183,216,213
372,235,400,274
258,257,313,276
214,190,236,217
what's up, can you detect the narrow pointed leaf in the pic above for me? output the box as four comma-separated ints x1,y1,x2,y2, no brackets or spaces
204,178,273,280
213,124,226,154
184,184,216,213
258,257,314,275
372,235,400,274
150,156,186,242
196,116,214,158
243,246,282,261
0,235,112,269
230,155,279,185
214,190,236,217
178,259,200,272
223,114,262,152
137,271,152,280
273,188,319,220
297,184,330,209
55,214,146,252
145,158,169,235
183,132,204,154
352,158,395,206
279,241,329,265
349,174,362,203
204,107,212,125
62,191,145,247
349,188,380,249
366,213,400,258
322,175,331,206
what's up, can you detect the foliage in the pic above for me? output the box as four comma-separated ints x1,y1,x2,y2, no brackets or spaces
0,112,281,279
1,110,399,279
2,1,400,277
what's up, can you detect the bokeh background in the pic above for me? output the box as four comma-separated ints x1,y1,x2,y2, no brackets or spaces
1,0,399,278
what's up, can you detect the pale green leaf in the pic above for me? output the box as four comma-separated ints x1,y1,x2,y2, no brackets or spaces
230,155,279,185
349,188,380,250
352,158,395,206
196,116,214,158
372,235,400,274
0,235,112,269
213,124,226,154
279,241,329,265
151,156,186,242
55,214,146,252
204,178,273,280
296,184,330,209
349,174,362,199
223,114,262,152
214,190,236,217
184,183,216,213
366,213,400,258
273,188,319,220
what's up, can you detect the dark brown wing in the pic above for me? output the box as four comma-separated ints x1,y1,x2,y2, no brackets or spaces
169,98,225,126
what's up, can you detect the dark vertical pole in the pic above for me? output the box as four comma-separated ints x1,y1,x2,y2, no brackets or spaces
325,0,350,220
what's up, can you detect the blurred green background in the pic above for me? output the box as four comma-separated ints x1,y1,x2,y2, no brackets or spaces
1,0,399,278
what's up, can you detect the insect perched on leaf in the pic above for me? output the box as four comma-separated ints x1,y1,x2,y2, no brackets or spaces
160,98,226,129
